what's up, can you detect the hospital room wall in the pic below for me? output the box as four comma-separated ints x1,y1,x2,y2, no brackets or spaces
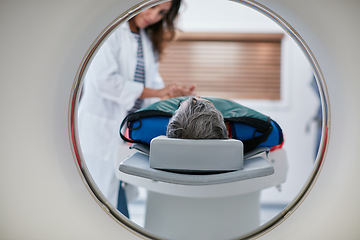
178,0,317,204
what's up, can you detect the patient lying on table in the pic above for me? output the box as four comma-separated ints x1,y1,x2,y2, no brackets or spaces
166,97,229,139
120,96,283,153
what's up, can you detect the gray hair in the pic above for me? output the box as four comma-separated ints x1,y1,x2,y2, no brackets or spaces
166,97,229,139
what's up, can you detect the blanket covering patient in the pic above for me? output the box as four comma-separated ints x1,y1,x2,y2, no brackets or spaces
166,97,229,139
120,96,283,153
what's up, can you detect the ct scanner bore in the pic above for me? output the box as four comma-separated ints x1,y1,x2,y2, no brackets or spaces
71,0,329,239
1,0,359,239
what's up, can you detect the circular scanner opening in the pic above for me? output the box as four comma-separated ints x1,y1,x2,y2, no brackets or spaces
69,0,330,239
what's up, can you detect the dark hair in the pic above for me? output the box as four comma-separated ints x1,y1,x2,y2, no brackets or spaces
167,97,229,139
145,0,182,59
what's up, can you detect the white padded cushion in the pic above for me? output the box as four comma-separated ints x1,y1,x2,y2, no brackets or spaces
149,136,243,173
119,152,274,185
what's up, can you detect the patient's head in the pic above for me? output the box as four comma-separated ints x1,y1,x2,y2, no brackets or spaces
166,97,229,139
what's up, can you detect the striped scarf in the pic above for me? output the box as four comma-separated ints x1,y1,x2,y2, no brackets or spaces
128,33,145,113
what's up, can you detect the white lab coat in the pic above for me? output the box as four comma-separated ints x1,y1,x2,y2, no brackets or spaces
77,22,164,206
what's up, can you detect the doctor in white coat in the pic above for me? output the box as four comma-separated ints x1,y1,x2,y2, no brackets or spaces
77,0,194,217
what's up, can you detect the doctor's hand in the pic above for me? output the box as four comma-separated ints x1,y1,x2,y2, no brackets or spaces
140,84,196,100
160,83,196,100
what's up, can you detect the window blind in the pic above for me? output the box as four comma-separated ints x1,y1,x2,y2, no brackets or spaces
159,32,283,100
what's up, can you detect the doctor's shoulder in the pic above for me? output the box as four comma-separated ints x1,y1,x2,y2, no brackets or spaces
102,23,132,50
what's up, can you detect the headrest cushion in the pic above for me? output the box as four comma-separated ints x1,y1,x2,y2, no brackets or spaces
149,136,244,173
